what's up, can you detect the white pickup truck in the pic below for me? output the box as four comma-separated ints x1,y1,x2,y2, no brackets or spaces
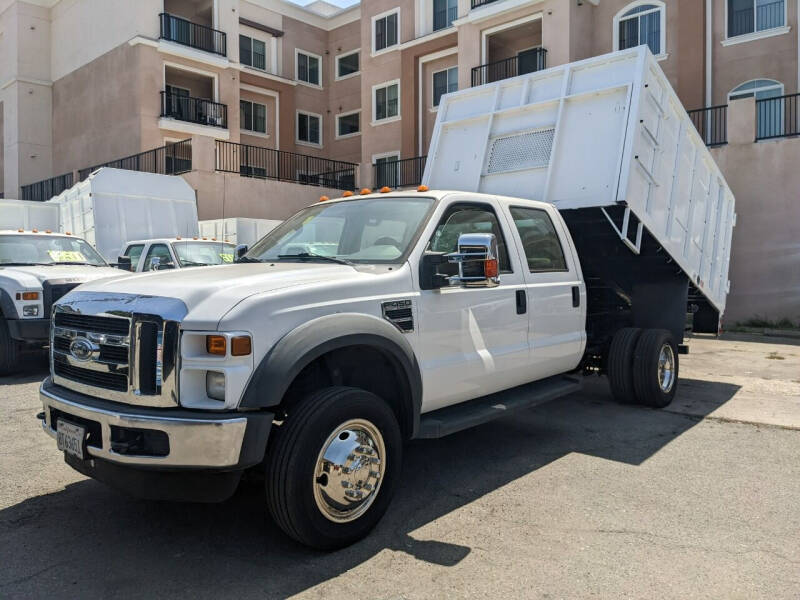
37,48,735,550
0,230,121,375
119,238,236,272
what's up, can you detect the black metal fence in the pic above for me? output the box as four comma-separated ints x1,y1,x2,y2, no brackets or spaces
78,140,192,181
20,172,74,201
471,0,500,9
159,13,226,57
373,156,427,189
160,92,228,128
216,141,358,191
471,48,547,87
688,105,728,146
756,92,800,140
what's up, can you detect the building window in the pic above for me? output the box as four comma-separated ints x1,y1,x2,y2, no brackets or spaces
240,35,266,70
336,111,361,138
296,50,321,86
240,100,267,134
615,2,665,56
432,66,458,107
729,79,784,139
336,50,360,79
728,0,785,38
297,111,322,146
373,9,399,53
433,0,458,31
373,80,400,122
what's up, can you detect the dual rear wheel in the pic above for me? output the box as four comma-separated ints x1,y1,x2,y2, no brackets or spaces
608,327,678,408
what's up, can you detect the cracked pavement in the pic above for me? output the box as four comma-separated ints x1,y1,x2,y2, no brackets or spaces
1,335,799,599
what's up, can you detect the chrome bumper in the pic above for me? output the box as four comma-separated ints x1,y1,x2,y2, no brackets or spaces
40,382,248,468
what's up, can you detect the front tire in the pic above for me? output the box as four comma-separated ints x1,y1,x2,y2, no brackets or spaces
632,329,678,408
265,386,402,550
0,316,21,376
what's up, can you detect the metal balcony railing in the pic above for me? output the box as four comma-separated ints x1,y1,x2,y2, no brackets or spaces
373,156,427,189
471,0,501,9
20,172,74,201
159,13,227,57
471,48,547,87
160,91,228,128
756,92,800,141
688,105,728,147
78,139,192,181
216,141,358,191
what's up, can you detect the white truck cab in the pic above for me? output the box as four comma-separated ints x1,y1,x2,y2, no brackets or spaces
120,238,236,272
0,230,121,375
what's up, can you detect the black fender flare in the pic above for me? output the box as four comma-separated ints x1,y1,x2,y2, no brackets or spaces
239,312,423,437
0,288,17,319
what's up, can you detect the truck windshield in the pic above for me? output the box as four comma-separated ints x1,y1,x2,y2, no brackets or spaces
172,241,236,267
246,197,435,264
0,235,108,267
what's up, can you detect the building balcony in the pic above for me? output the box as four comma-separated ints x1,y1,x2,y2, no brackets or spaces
471,48,547,87
160,91,228,129
159,12,226,57
373,156,427,189
471,0,502,9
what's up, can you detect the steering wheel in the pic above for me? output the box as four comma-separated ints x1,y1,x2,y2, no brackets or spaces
373,236,402,250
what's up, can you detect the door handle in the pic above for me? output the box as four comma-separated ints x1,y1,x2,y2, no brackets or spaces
516,289,527,315
572,286,580,308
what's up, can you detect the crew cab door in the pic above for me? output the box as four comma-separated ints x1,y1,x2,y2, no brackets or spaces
413,197,531,412
503,202,586,378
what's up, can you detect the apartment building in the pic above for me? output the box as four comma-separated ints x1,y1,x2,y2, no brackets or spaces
1,0,798,322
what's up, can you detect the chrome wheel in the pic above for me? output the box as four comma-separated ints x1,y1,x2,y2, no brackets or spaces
313,419,386,523
657,343,675,393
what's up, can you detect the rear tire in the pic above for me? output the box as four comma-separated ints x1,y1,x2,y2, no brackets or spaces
265,386,402,550
607,327,641,404
0,316,21,377
632,329,678,408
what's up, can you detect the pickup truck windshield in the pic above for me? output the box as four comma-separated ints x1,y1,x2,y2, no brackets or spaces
0,235,108,267
172,241,236,267
246,196,435,264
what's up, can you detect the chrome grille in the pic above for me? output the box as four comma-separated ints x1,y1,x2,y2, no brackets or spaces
50,293,186,408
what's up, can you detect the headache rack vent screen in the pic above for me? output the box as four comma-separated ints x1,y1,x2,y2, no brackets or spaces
486,128,555,174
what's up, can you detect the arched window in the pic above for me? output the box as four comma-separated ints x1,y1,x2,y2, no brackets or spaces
729,79,784,139
614,2,666,57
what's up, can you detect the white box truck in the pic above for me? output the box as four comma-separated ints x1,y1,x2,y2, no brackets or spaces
50,168,199,262
198,218,282,247
0,199,61,232
37,48,735,550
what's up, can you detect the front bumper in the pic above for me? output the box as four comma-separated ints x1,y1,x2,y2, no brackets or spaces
7,318,49,343
39,378,273,470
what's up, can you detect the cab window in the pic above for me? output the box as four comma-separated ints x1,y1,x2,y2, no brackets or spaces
509,207,568,272
143,244,175,271
124,244,145,271
428,203,512,274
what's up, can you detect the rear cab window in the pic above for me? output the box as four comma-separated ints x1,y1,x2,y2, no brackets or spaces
508,206,568,273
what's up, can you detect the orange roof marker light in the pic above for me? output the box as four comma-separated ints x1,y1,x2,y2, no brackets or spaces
65,232,71,236
32,229,38,233
380,186,391,193
360,188,372,195
342,191,354,197
17,229,23,233
418,185,429,192
176,236,182,240
319,195,329,203
45,230,52,234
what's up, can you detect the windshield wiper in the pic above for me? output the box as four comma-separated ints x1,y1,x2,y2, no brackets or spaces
236,256,262,263
178,260,210,267
0,262,52,267
49,261,100,267
277,252,353,266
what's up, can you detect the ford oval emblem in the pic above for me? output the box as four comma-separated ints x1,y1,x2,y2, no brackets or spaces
69,338,95,362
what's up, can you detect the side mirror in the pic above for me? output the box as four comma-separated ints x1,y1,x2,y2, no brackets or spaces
419,252,450,290
116,256,132,271
447,233,500,288
234,244,249,261
149,256,161,271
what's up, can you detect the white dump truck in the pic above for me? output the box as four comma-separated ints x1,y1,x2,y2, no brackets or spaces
37,48,735,550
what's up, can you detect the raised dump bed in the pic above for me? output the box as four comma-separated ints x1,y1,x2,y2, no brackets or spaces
423,46,735,332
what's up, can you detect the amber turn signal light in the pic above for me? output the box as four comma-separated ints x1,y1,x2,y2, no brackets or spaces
206,335,227,356
485,259,499,279
16,291,40,301
231,336,252,356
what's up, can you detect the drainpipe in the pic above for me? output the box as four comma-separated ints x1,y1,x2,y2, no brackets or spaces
706,0,712,107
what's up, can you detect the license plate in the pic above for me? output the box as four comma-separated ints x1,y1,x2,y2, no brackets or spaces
56,419,86,460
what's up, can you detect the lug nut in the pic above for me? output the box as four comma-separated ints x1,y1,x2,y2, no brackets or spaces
370,457,381,465
369,471,381,479
344,489,364,499
341,481,352,488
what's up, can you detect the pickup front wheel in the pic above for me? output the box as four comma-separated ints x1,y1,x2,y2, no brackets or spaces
0,316,21,377
265,386,402,550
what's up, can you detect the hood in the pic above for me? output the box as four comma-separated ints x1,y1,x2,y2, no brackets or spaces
0,264,123,289
73,262,373,324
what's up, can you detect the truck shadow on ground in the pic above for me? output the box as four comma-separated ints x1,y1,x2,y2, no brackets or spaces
0,377,740,598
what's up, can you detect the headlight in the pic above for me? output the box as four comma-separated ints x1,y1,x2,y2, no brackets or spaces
23,305,39,317
206,371,225,401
